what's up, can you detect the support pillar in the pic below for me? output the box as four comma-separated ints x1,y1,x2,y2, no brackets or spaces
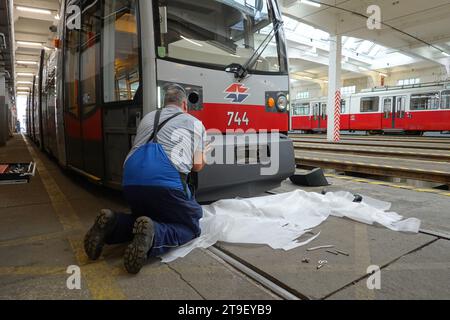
0,73,6,146
327,35,342,142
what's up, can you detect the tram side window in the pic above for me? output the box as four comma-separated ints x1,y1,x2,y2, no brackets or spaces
360,97,379,113
65,28,80,117
410,92,440,110
441,91,450,109
341,100,346,113
293,103,310,116
102,0,140,103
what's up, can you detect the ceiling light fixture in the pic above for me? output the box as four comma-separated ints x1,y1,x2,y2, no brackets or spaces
180,35,203,47
300,0,321,8
17,72,34,77
16,6,52,15
17,41,43,47
442,51,450,57
17,81,33,84
16,60,38,65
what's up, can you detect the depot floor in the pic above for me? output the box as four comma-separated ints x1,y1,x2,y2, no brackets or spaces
0,135,449,300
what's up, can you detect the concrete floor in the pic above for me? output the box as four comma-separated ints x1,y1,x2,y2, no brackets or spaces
0,135,276,300
0,135,449,299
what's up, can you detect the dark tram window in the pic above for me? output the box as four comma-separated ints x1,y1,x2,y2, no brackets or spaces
64,25,80,118
80,0,101,114
360,97,379,113
102,0,141,103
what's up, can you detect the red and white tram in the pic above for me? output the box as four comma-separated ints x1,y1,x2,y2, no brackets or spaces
26,0,295,202
291,83,450,134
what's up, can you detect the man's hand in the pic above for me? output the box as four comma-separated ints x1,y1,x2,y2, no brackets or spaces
192,141,211,172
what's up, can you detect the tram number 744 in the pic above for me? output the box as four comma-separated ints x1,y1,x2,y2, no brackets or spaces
227,112,250,126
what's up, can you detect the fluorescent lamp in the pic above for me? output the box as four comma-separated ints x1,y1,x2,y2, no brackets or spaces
442,51,450,57
157,86,161,109
55,14,60,20
17,72,34,76
301,76,313,80
17,87,31,90
358,66,369,71
300,0,321,8
17,41,43,47
379,72,388,77
230,54,241,58
16,6,52,15
180,35,203,47
17,81,33,84
17,60,37,65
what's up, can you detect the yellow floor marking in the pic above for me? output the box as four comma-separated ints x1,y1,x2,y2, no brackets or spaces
327,174,450,197
23,135,125,300
0,266,66,276
0,230,73,248
295,150,450,166
414,189,444,194
294,143,450,158
354,223,375,300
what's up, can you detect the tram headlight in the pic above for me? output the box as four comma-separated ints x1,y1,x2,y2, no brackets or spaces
276,94,288,111
267,97,276,109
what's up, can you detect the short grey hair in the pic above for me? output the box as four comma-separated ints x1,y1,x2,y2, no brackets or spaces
163,84,187,107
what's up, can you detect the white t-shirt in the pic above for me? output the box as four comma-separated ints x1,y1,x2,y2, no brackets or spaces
125,105,207,174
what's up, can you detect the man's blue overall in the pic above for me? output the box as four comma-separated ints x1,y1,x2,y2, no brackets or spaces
105,110,203,256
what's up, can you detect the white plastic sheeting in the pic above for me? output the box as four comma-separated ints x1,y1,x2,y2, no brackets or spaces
160,190,421,263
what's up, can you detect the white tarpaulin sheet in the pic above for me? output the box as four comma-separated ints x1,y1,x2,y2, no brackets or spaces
160,190,421,263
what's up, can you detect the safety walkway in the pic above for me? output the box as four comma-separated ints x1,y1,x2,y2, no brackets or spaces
0,134,449,299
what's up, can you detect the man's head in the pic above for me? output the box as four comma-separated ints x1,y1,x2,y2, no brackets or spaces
163,84,188,112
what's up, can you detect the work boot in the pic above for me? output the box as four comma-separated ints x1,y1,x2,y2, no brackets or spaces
83,209,117,260
124,216,155,274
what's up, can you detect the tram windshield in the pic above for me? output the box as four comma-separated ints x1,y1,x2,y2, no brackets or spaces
156,0,287,73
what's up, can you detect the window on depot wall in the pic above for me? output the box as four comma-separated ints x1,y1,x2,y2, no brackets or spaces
296,91,309,99
341,86,356,95
398,78,420,86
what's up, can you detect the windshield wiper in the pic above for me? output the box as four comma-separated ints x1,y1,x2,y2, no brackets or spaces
225,20,284,80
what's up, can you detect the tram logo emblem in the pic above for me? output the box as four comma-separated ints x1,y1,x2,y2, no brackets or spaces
224,83,250,103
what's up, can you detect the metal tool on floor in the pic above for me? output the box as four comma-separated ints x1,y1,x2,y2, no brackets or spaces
307,245,334,251
0,162,36,185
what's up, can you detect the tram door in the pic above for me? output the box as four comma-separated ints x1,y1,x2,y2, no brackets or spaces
311,103,321,130
382,97,394,129
64,0,104,178
320,103,328,130
382,96,406,130
394,96,406,129
101,0,142,186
